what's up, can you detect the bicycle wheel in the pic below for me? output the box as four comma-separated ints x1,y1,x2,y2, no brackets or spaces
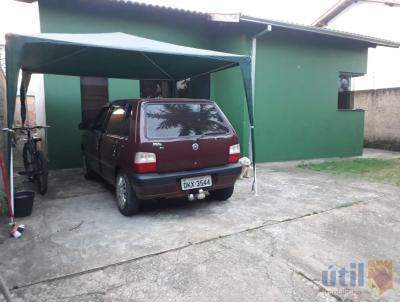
35,151,48,195
22,143,35,182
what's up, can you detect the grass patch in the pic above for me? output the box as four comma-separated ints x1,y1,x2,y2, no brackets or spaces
300,158,400,187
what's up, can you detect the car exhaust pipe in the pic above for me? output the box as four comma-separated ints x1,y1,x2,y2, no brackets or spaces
187,189,209,201
197,189,206,200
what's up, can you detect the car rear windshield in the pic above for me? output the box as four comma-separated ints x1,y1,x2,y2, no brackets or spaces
145,103,230,139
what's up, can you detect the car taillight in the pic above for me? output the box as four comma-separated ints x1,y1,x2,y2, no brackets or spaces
134,152,157,173
228,144,240,163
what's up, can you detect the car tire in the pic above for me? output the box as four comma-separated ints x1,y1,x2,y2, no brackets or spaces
22,144,35,182
210,186,234,201
116,173,140,216
36,151,48,195
82,154,96,180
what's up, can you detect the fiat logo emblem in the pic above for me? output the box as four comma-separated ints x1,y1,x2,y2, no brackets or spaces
192,143,199,151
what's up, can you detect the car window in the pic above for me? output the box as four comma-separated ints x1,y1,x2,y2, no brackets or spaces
106,106,131,137
145,103,230,139
93,107,109,131
120,105,132,137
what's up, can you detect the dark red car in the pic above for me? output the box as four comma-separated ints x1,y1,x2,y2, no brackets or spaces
80,98,241,215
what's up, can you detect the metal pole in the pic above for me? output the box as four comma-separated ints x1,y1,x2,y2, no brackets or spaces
250,38,257,196
250,25,272,196
9,150,14,217
2,128,14,220
249,38,256,162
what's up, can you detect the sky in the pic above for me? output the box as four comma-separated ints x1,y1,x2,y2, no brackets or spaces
327,2,400,90
0,0,340,44
0,0,40,44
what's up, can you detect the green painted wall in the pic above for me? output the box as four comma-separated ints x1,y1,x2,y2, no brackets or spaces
211,68,249,156
43,75,82,169
38,2,211,47
109,79,140,101
253,36,366,161
210,32,251,156
38,0,367,168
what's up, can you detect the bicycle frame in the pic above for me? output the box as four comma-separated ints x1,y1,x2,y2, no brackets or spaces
12,126,49,180
3,125,50,195
2,124,50,214
24,133,37,178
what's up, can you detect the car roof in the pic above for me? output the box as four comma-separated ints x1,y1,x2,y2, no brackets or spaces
109,98,214,107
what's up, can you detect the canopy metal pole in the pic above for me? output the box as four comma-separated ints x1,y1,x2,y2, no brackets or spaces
9,150,14,220
250,25,272,196
2,128,15,221
141,52,174,80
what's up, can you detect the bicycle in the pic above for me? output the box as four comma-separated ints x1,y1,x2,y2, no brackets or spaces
12,126,50,195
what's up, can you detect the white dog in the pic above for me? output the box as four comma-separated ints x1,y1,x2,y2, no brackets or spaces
238,157,252,179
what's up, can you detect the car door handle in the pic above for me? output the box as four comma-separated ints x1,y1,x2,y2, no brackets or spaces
112,143,117,157
112,141,120,157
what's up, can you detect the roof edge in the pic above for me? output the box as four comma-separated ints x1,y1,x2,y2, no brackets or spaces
312,0,355,27
13,0,400,48
240,15,400,48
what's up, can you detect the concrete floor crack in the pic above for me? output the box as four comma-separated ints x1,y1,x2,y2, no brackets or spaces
292,269,348,302
11,199,366,292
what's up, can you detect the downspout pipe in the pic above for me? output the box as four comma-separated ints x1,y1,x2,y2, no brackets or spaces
249,25,272,196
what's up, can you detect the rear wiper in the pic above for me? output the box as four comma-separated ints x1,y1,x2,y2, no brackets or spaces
196,132,226,140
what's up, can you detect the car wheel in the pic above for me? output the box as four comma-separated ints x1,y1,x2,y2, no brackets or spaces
35,151,48,195
22,144,35,182
210,186,234,201
116,173,140,216
82,154,95,180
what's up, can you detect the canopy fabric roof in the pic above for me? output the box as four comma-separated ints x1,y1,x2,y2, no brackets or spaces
4,32,256,214
6,32,253,128
13,32,250,79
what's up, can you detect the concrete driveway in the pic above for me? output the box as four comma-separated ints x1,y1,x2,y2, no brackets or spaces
1,150,399,301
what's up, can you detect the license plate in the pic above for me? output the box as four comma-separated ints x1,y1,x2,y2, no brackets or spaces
181,175,212,190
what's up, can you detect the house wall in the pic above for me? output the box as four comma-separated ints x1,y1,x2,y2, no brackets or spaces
211,29,367,162
210,30,252,156
253,34,367,161
0,68,6,154
14,96,37,128
0,68,5,206
38,0,368,168
353,88,400,150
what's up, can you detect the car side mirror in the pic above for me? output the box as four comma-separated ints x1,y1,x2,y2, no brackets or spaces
78,122,87,130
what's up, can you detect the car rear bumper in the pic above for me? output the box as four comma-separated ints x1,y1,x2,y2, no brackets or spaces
127,163,241,199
